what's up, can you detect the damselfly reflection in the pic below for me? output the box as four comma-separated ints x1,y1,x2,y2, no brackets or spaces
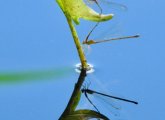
81,88,138,114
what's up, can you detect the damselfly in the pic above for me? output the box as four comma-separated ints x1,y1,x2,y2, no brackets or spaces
82,0,139,49
81,88,138,113
83,34,140,45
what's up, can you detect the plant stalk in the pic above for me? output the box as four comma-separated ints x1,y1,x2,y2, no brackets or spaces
65,14,88,69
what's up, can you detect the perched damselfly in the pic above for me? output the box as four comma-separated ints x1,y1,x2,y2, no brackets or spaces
81,88,138,113
83,0,127,43
83,34,140,45
82,0,139,50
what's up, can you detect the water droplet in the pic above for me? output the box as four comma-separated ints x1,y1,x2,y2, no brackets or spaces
75,63,94,74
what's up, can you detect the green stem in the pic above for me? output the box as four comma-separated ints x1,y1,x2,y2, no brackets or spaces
65,14,88,69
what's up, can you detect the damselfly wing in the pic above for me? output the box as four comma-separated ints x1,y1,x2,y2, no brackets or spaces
82,0,129,53
82,88,138,116
84,0,127,12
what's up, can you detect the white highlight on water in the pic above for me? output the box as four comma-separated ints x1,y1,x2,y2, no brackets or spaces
75,63,94,74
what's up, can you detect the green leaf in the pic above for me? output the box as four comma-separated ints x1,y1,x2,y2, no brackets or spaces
0,67,71,84
61,109,110,120
56,0,113,24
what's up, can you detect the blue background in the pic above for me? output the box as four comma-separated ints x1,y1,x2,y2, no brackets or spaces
0,0,165,120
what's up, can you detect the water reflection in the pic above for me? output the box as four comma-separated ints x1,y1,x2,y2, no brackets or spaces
60,66,138,120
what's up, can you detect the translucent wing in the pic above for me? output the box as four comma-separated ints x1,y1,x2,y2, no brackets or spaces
88,92,122,116
98,0,127,11
93,22,124,40
83,0,127,42
84,0,99,7
82,0,129,52
82,44,91,55
84,0,127,12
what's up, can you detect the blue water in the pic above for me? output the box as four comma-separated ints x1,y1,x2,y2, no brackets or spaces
0,0,165,120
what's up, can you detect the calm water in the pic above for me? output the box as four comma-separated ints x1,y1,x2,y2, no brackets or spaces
0,0,165,120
